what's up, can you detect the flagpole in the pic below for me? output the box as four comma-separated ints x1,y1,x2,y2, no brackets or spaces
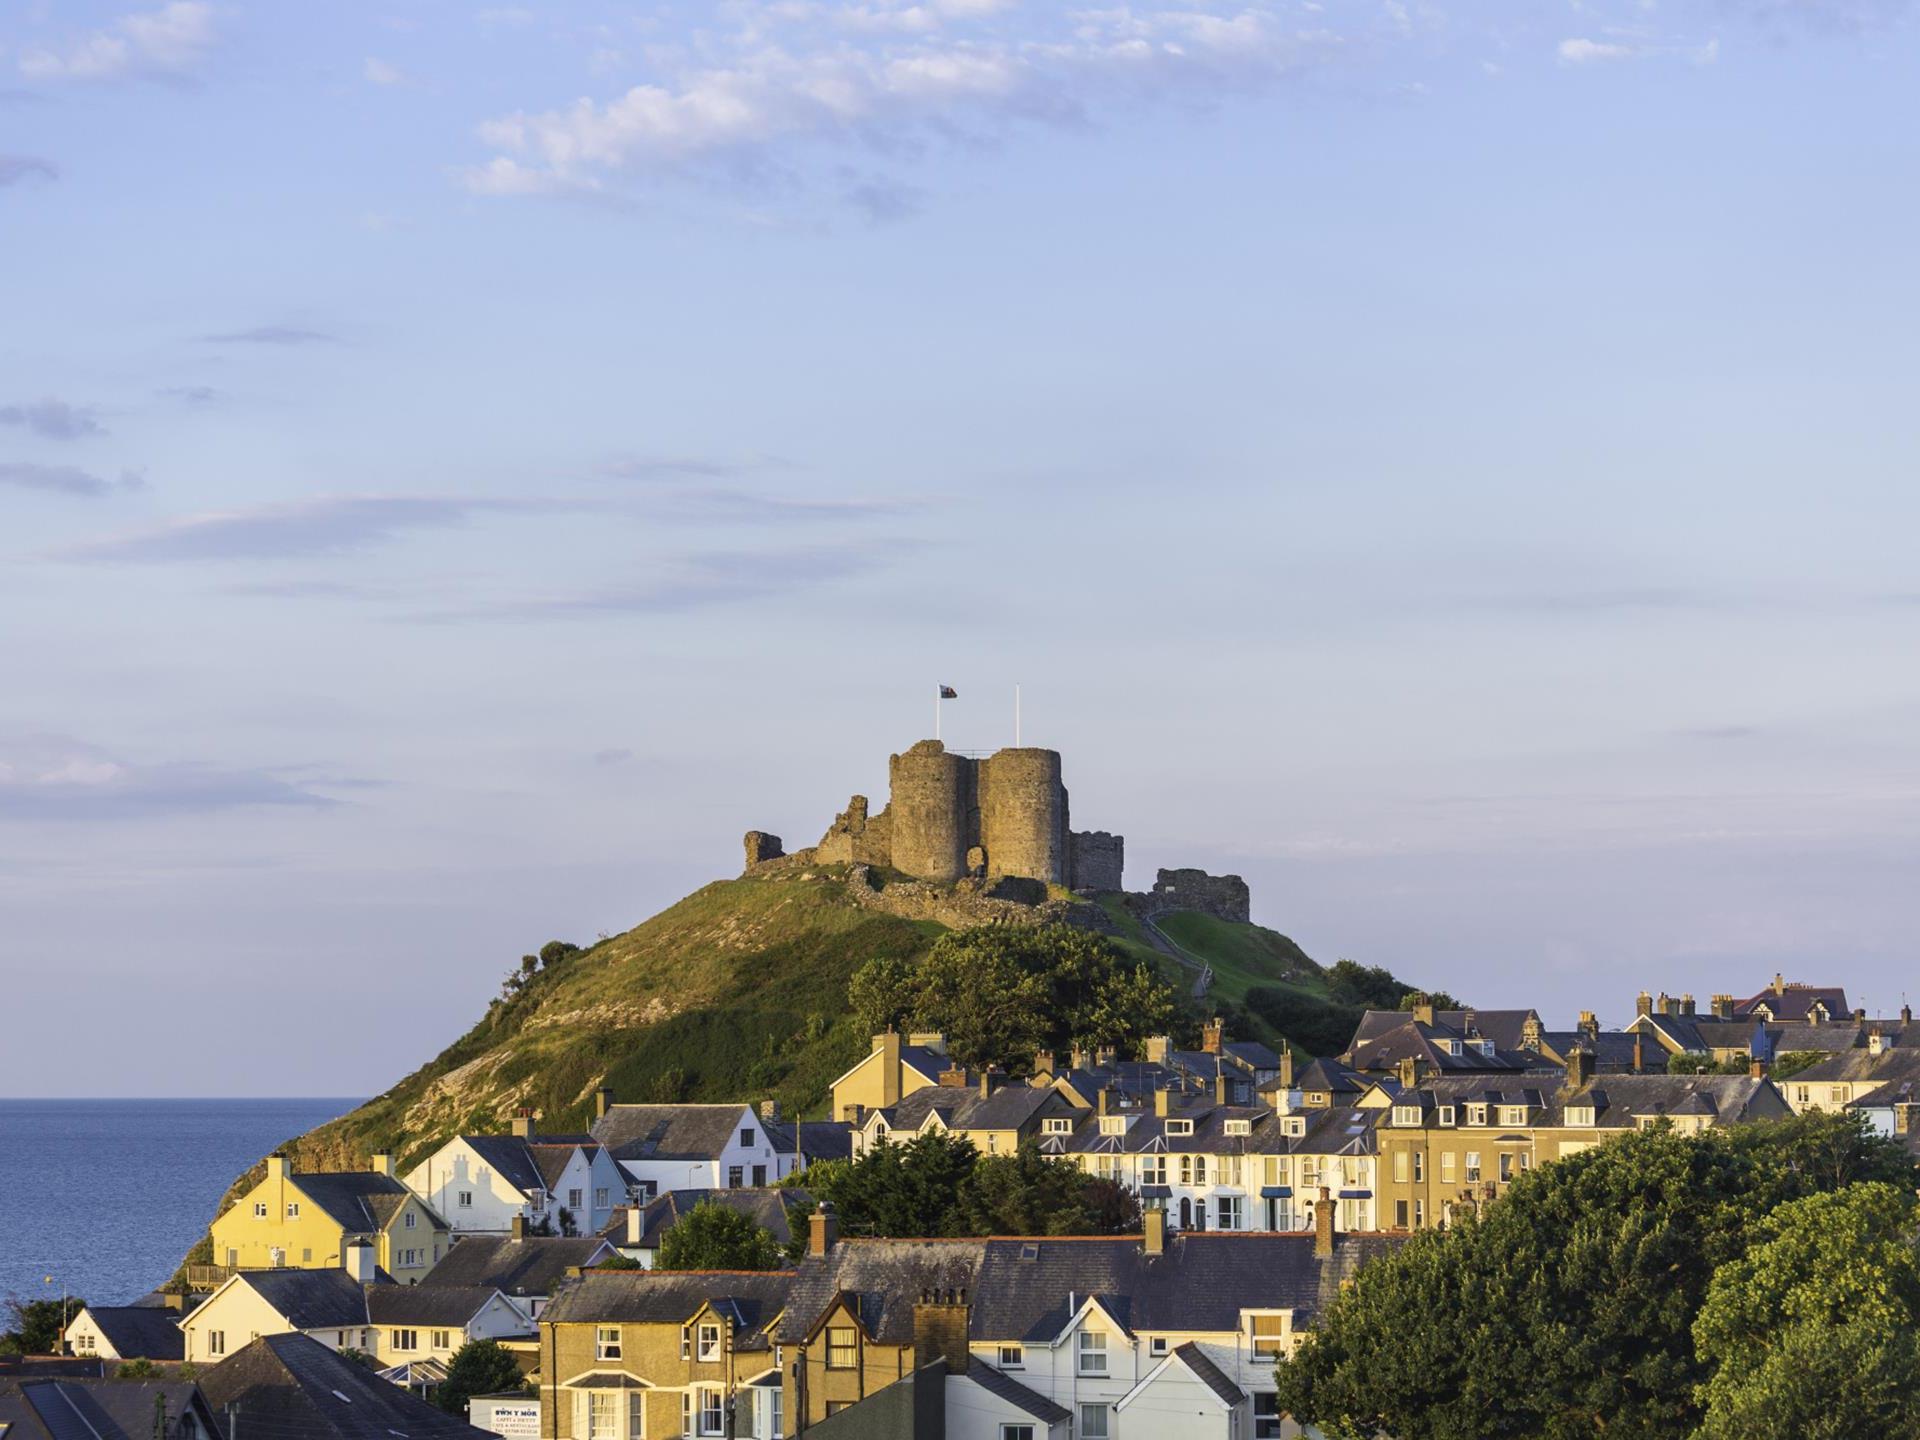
1015,684,1021,747
935,684,940,743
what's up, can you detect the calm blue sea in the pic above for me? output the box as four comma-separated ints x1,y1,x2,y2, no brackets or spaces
0,1098,361,1309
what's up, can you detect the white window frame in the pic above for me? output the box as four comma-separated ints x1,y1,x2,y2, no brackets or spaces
393,1329,418,1352
997,1344,1023,1369
697,1322,723,1362
1165,1119,1194,1137
697,1387,724,1437
1392,1105,1422,1127
1099,1117,1125,1136
253,1202,267,1219
1043,1118,1073,1135
596,1326,622,1361
1077,1330,1108,1376
1437,1106,1456,1127
1225,1118,1252,1136
1079,1402,1110,1439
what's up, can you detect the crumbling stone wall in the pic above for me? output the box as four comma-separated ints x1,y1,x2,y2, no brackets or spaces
1071,831,1125,892
888,740,974,883
813,794,893,867
1146,867,1250,923
743,831,785,869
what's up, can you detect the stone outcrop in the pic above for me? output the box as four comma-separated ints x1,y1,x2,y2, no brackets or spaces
743,831,785,868
841,865,1119,934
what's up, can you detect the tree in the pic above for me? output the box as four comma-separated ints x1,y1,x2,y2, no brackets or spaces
957,1143,1098,1235
656,1202,785,1272
848,955,919,1038
540,940,581,968
436,1338,529,1416
1,1296,84,1355
813,1132,980,1238
910,939,1050,1068
1073,958,1176,1057
1272,1113,1920,1440
1693,1183,1920,1439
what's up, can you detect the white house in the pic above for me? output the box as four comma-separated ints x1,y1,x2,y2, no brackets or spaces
405,1118,627,1237
590,1102,795,1198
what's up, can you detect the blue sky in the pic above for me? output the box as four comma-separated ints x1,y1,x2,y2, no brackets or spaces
3,0,1918,1096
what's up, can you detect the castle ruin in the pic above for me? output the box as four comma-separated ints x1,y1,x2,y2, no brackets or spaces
750,738,1127,892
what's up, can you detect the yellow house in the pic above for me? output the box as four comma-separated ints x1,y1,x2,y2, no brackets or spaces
850,1078,1078,1159
829,1032,950,1123
539,1267,795,1439
208,1153,450,1285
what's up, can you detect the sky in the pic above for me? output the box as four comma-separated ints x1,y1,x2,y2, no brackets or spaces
3,0,1918,1097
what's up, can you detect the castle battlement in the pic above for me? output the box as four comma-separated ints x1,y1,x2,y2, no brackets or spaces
749,738,1126,893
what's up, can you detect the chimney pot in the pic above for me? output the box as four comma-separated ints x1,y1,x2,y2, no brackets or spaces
1145,1035,1171,1065
1202,1018,1225,1055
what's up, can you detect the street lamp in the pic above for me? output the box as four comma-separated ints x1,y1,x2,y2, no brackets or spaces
42,1275,69,1356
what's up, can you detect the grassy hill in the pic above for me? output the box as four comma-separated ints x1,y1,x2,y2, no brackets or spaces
182,866,1410,1280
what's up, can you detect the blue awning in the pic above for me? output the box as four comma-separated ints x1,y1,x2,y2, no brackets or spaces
1139,1186,1172,1199
1259,1186,1293,1198
1338,1189,1372,1200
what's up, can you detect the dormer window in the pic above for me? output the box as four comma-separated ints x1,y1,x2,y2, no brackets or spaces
1165,1119,1193,1137
1499,1106,1527,1126
1477,1041,1496,1057
1567,1105,1596,1127
1447,1040,1463,1056
1391,1105,1422,1127
1282,1117,1306,1137
1099,1116,1125,1136
1044,1118,1073,1135
1437,1106,1456,1127
1466,1105,1488,1127
1225,1119,1252,1136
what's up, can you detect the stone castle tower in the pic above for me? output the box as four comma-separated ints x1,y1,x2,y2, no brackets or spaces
756,738,1124,892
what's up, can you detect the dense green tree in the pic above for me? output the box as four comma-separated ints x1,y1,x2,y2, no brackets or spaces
1693,1182,1920,1439
1400,989,1461,1010
0,1296,85,1355
656,1202,785,1272
1273,1112,1920,1440
909,937,1051,1067
956,1142,1109,1236
539,940,581,968
813,1132,979,1237
435,1339,529,1415
848,955,919,1038
1071,956,1176,1056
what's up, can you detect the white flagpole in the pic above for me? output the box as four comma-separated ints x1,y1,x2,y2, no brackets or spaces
1015,684,1021,747
935,684,941,743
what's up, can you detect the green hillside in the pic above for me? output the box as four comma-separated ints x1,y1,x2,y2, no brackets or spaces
188,866,1427,1275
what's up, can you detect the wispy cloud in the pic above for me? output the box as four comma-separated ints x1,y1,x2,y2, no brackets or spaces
18,2,217,83
157,384,221,404
363,57,405,87
200,325,338,346
602,454,795,480
0,398,105,440
0,737,337,821
0,462,142,497
593,747,634,765
443,541,895,620
55,495,584,563
0,155,58,186
1558,37,1640,64
465,7,1346,197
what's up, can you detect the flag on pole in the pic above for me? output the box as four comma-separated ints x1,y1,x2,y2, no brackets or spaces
939,685,958,698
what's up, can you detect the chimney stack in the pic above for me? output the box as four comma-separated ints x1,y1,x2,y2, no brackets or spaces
760,1098,780,1122
1773,973,1786,996
1411,996,1435,1027
909,1032,947,1054
1578,1010,1599,1039
1749,1058,1769,1079
1397,1057,1418,1091
1903,1004,1913,1026
512,1213,528,1241
1214,1073,1232,1106
939,1065,972,1089
1313,1187,1336,1258
809,1201,838,1258
1636,991,1652,1018
1095,1045,1117,1068
1032,1050,1055,1079
625,1206,644,1247
596,1087,614,1120
1633,1032,1645,1073
1097,1087,1115,1117
912,1289,971,1376
1143,1206,1166,1257
1145,1035,1172,1065
1279,1046,1294,1090
1564,1048,1594,1095
880,1031,904,1106
978,1069,1005,1099
1712,994,1735,1019
344,1238,376,1284
511,1113,534,1140
1681,994,1696,1016
1202,1018,1225,1055
1871,1032,1886,1057
370,1151,395,1178
1154,1088,1172,1118
1895,1103,1917,1137
267,1153,289,1182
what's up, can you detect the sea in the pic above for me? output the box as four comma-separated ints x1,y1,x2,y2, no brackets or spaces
0,1098,361,1310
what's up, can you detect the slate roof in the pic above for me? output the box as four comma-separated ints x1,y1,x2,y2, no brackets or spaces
0,1380,214,1440
425,1235,612,1296
1533,1031,1650,1072
623,1189,811,1250
592,1105,749,1162
197,1333,494,1440
1044,1101,1377,1159
1223,1040,1282,1070
964,1362,1072,1423
1264,1057,1365,1098
869,1084,1064,1135
1736,983,1849,1022
765,1121,854,1163
365,1287,520,1329
460,1136,548,1196
542,1270,793,1347
73,1306,185,1361
1172,1342,1247,1406
1543,1074,1784,1128
1349,1008,1540,1054
776,1231,1408,1345
1344,1020,1526,1075
232,1269,386,1330
1786,1046,1920,1087
290,1173,439,1234
1764,1021,1863,1056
